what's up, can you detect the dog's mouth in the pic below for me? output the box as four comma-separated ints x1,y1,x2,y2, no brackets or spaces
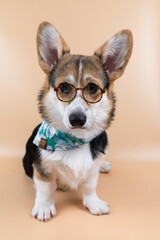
70,126,86,129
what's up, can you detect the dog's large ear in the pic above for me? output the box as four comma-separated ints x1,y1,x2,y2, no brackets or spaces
94,30,133,81
37,22,70,74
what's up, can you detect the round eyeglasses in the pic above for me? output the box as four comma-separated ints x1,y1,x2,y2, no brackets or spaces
54,82,105,103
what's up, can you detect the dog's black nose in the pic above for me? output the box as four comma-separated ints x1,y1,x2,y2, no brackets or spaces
69,112,86,127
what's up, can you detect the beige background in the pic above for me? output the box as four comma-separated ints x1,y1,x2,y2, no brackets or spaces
0,0,160,239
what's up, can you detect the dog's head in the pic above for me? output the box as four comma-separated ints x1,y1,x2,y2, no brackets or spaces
37,22,133,140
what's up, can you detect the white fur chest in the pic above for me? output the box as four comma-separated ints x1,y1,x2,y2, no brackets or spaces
40,143,95,189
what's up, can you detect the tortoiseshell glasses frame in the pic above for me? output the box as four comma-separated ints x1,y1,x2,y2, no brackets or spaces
54,83,105,104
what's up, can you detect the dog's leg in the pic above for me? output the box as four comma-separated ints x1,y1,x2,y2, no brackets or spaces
32,167,56,221
80,170,110,215
99,161,112,173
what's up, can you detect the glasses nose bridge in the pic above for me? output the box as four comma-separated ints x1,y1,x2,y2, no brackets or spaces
75,87,84,98
76,87,83,91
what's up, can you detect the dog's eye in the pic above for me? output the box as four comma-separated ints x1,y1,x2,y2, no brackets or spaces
86,83,98,95
59,83,72,94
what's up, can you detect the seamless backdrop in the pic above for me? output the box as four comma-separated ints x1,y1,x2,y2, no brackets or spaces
0,1,160,240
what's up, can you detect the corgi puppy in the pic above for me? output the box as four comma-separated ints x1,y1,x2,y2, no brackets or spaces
23,22,133,221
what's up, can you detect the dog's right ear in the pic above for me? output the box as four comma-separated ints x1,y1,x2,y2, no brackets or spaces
37,22,70,74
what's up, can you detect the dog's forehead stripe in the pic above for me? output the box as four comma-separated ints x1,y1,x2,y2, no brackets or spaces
78,57,83,87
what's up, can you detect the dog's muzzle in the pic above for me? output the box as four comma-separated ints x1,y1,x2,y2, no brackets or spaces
69,112,86,128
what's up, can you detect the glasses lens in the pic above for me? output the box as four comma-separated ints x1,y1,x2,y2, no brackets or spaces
84,83,102,103
58,83,76,102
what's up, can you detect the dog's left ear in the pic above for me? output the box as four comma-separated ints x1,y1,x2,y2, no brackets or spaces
94,30,133,81
37,22,70,74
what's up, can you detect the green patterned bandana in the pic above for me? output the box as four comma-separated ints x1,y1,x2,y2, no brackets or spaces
33,121,88,151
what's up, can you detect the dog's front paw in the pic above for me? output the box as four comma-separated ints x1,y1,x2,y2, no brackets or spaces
32,202,56,221
83,197,110,215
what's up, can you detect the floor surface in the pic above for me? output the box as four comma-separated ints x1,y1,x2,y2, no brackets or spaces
0,157,160,240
